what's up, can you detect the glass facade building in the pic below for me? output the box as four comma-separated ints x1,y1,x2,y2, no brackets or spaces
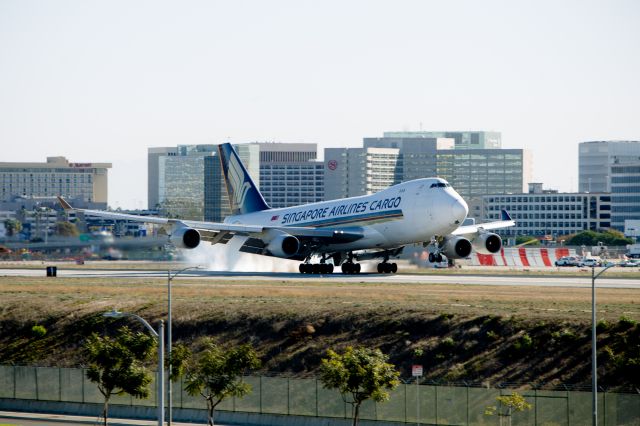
611,162,640,231
383,131,502,149
579,141,640,193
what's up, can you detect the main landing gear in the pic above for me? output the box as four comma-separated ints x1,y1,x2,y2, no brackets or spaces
341,262,361,274
377,262,397,274
299,263,334,274
428,253,444,263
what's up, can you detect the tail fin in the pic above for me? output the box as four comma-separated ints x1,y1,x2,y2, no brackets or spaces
218,143,270,215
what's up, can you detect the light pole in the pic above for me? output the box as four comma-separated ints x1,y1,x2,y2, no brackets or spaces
167,266,202,426
591,262,618,426
104,309,164,426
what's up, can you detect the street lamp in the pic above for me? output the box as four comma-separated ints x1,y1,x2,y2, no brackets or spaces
103,309,164,426
591,262,618,426
167,266,202,426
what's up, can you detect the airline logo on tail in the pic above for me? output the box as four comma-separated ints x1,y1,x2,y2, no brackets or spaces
218,143,270,215
228,153,252,208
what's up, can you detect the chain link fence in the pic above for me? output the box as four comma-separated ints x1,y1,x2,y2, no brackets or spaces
0,365,638,425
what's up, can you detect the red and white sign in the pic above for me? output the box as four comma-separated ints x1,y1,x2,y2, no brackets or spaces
412,364,423,377
328,160,338,171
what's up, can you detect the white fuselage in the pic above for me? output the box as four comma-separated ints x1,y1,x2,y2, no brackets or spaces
224,178,469,254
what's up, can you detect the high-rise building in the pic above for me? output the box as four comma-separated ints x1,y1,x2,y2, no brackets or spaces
358,133,531,202
579,141,640,193
0,157,111,205
480,183,612,238
255,143,324,208
610,161,640,231
363,137,454,181
383,131,502,149
203,144,259,222
148,147,178,209
324,147,401,200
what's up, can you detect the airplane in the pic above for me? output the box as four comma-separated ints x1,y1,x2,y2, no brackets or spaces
58,143,514,274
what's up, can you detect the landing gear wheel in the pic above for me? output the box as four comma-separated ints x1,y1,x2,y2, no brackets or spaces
391,263,397,273
354,263,361,274
377,263,384,273
299,264,305,274
436,254,443,263
428,253,435,263
341,263,349,274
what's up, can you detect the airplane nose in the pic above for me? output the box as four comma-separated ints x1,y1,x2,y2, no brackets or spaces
451,198,468,224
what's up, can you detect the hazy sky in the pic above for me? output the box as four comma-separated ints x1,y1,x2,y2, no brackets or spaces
1,1,639,209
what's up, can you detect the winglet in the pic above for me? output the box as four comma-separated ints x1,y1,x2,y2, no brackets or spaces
57,196,73,211
501,209,513,221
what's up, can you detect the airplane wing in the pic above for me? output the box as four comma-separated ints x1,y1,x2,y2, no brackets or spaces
57,197,364,246
450,209,515,236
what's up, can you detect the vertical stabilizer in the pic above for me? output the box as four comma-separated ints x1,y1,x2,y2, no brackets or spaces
218,143,270,215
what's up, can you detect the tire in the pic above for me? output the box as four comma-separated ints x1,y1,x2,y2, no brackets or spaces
355,263,361,274
312,264,321,274
391,263,397,273
377,263,383,273
341,263,349,274
299,264,305,274
328,264,334,274
428,253,435,263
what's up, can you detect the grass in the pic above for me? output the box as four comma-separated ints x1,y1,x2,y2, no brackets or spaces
0,273,638,389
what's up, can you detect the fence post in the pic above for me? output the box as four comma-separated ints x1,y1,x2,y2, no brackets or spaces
259,375,263,413
287,376,290,416
315,378,319,417
466,383,470,426
34,367,39,401
435,384,438,425
13,365,16,399
59,368,62,401
81,368,85,404
566,389,570,426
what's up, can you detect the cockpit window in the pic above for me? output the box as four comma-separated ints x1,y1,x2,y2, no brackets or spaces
429,182,450,188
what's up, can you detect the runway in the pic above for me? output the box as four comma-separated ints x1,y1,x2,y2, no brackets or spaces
1,267,639,289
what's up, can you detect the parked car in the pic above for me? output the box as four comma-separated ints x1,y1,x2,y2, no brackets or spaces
555,256,583,267
619,259,640,267
581,258,601,267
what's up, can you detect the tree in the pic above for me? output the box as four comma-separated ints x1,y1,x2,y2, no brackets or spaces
3,219,22,237
319,346,400,426
485,392,533,426
55,221,79,237
184,340,261,426
564,230,632,246
84,327,155,426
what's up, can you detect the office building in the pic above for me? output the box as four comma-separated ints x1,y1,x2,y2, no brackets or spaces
383,131,502,149
610,161,640,231
148,147,178,209
481,183,612,238
0,157,111,205
324,147,401,200
255,143,324,208
579,141,640,193
360,133,531,201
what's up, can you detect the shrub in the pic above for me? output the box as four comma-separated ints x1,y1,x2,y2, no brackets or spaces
486,330,500,341
31,325,47,338
440,337,455,350
596,319,611,333
618,316,637,329
513,333,533,352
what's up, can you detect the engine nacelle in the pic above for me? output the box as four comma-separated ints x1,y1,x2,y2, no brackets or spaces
265,232,300,258
441,236,473,259
169,227,201,249
473,232,502,254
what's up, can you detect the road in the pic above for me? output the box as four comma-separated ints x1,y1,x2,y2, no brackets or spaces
1,267,639,289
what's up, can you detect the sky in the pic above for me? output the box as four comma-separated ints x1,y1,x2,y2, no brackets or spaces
1,1,639,209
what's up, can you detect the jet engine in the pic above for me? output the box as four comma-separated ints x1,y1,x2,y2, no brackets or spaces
169,227,201,249
473,232,502,254
265,232,300,258
440,236,473,259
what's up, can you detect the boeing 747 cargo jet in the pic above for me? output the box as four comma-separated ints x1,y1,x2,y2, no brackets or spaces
59,143,514,274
